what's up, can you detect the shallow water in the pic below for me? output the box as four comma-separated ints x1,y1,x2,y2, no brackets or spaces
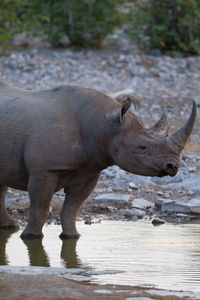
1,220,200,292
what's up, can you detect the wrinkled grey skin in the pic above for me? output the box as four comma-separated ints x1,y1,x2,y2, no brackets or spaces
0,81,196,239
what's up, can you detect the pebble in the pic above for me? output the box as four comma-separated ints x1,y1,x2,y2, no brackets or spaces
128,182,138,190
84,216,92,225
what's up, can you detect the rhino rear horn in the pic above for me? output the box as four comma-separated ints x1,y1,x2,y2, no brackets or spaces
167,101,196,153
149,113,169,137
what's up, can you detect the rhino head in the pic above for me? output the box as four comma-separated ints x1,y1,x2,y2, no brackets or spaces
109,100,196,177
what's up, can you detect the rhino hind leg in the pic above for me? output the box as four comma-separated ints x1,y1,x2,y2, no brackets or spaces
0,186,19,229
20,172,58,239
60,174,99,239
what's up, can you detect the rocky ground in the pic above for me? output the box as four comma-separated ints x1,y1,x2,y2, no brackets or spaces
0,32,200,299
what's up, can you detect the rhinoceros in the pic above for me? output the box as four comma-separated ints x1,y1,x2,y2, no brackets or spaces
0,81,196,239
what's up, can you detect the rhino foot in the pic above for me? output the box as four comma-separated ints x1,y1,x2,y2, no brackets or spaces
59,233,80,240
0,215,20,230
20,233,44,239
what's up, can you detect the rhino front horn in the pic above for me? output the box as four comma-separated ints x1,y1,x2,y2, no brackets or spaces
167,101,196,153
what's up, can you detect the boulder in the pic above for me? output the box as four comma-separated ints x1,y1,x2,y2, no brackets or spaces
155,197,200,215
131,198,154,210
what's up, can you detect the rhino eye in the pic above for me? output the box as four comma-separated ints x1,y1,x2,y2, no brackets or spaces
137,145,148,153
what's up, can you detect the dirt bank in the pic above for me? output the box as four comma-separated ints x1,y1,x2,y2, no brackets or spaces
0,270,197,300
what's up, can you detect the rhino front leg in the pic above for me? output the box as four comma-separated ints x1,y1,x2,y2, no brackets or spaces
60,174,99,239
20,172,58,239
0,185,19,229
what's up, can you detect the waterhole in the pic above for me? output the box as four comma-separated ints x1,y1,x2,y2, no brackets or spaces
1,220,200,292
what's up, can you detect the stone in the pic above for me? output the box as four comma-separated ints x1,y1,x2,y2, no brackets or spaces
156,197,200,215
188,167,196,173
128,175,152,187
126,297,154,300
83,215,92,225
176,213,190,218
194,98,200,107
93,193,132,206
130,198,154,209
5,198,30,210
128,182,138,190
119,208,145,218
168,174,200,195
152,217,165,225
119,209,133,217
129,208,146,218
161,200,191,214
155,198,174,207
58,35,71,47
187,198,200,213
156,191,164,196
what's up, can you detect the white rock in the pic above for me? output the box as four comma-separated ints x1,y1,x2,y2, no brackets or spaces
128,182,138,190
131,198,154,209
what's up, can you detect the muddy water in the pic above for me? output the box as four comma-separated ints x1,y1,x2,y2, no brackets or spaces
1,220,200,292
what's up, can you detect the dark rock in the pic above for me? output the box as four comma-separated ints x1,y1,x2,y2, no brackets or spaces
152,217,165,225
83,215,92,225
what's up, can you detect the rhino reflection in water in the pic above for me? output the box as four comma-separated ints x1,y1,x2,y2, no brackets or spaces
0,82,196,239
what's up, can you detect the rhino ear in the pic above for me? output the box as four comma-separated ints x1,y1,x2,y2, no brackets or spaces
109,99,131,126
119,99,131,124
149,113,169,137
110,89,140,110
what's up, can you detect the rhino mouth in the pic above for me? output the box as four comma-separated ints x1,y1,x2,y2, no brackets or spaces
158,169,178,177
158,170,169,177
